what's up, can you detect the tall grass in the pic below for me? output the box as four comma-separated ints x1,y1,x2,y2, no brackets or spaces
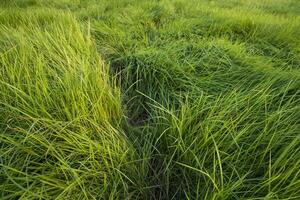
143,82,300,199
0,10,145,199
0,0,300,199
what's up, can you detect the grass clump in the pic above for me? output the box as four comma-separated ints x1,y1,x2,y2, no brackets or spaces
144,82,300,199
0,0,300,199
0,10,144,199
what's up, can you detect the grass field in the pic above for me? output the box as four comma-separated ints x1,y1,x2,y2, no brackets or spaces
0,0,299,199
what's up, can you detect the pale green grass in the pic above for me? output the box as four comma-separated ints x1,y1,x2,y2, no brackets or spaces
0,0,299,199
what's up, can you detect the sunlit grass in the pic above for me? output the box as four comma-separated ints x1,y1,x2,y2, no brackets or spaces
0,0,299,199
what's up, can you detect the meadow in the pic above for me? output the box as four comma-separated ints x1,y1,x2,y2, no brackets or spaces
0,0,299,199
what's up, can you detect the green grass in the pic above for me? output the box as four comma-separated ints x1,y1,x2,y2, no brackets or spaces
0,0,299,199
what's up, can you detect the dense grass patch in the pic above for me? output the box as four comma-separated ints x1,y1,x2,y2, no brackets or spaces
0,10,145,199
0,0,299,199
